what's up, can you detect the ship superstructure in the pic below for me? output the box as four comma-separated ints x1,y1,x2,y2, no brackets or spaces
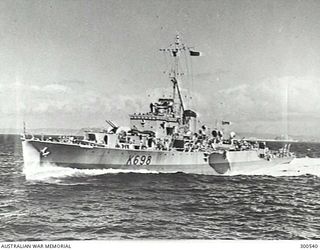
128,35,199,143
21,35,295,175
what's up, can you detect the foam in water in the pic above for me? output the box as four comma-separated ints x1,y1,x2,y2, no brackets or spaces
228,157,320,177
23,162,159,182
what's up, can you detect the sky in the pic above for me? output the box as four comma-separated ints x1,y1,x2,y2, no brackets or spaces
0,0,320,138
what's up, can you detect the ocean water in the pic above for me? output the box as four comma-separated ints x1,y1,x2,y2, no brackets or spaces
0,134,320,241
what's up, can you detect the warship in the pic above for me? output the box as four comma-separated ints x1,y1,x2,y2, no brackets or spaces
21,35,294,175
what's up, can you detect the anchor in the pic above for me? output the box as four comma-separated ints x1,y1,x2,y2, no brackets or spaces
40,147,50,157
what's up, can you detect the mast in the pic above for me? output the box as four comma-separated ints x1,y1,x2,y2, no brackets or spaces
160,34,186,117
160,34,201,122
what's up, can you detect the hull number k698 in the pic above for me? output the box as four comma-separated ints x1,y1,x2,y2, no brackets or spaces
126,155,152,165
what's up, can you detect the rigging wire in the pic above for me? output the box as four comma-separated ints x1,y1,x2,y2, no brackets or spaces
162,50,172,98
189,49,195,109
183,49,191,108
162,51,169,75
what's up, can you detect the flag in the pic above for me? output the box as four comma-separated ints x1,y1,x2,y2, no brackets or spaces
189,50,201,56
222,121,231,125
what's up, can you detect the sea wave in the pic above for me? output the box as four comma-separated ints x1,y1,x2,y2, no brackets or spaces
228,157,320,177
23,162,159,182
2,134,320,240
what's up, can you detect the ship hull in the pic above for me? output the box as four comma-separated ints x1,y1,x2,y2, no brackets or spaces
22,140,293,175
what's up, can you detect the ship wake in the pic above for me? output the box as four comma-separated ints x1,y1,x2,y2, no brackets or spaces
22,138,160,182
228,157,320,177
23,161,159,182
